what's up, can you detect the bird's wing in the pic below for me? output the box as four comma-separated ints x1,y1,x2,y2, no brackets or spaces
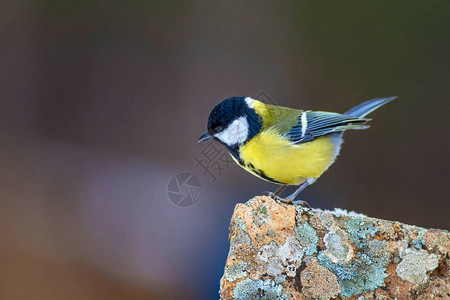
282,111,369,144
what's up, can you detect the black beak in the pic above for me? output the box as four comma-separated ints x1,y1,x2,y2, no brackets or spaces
198,131,213,143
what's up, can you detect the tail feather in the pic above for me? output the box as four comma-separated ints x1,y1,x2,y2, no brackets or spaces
344,97,397,118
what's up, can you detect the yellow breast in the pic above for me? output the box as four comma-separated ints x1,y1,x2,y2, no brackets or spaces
238,129,337,185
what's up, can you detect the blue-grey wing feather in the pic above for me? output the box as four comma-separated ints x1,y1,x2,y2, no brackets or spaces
284,111,368,144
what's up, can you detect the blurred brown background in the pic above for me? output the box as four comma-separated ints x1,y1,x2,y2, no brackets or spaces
1,1,449,299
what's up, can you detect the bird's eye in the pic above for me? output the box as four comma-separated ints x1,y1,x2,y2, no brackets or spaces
215,126,224,133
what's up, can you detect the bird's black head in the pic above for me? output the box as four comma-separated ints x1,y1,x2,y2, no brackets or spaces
198,97,262,149
207,97,250,134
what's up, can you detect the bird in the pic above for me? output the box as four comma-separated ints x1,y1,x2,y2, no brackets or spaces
198,96,396,203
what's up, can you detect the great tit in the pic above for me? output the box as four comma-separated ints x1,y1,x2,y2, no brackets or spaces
198,96,396,202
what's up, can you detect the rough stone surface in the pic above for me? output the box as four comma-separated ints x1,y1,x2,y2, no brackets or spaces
219,196,450,299
300,261,340,299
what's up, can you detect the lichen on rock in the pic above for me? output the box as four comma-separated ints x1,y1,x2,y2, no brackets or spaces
225,262,248,282
323,230,353,264
396,248,439,284
219,196,450,299
294,222,318,256
232,277,287,300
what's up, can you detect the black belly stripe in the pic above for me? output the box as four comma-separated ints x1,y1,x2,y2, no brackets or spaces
254,169,283,184
227,145,242,163
242,161,283,184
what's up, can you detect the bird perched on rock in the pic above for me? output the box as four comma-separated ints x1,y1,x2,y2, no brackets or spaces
199,96,396,202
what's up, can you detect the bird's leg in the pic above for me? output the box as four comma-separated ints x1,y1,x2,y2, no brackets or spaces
264,184,288,200
273,184,288,196
281,178,316,205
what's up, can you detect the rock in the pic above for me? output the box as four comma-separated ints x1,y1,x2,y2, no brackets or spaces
219,196,450,299
300,261,340,299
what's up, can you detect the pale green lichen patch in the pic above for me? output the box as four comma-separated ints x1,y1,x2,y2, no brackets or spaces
225,262,248,282
396,248,439,284
232,230,251,246
257,237,304,277
411,229,426,250
367,239,388,255
257,241,283,276
323,231,353,263
257,241,278,263
274,274,286,284
236,216,247,231
229,230,251,259
309,210,336,231
267,257,284,276
317,249,389,298
245,197,259,206
277,236,304,276
295,222,319,256
345,217,379,248
232,278,287,300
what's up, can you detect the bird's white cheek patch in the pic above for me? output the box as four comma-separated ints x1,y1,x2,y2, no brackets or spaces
215,116,249,146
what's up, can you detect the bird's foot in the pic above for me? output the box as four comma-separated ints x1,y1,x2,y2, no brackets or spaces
275,197,294,205
263,191,311,207
263,191,283,202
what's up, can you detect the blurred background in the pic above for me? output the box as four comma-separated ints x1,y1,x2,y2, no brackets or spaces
1,1,449,299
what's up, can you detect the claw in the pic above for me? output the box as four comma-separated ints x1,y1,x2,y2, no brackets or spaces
277,197,293,204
